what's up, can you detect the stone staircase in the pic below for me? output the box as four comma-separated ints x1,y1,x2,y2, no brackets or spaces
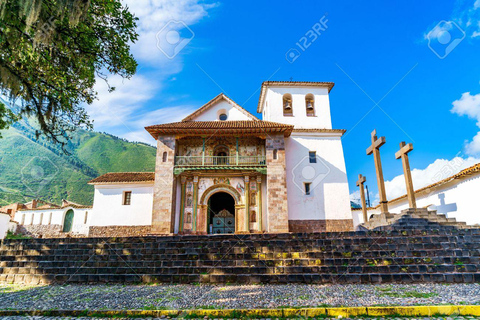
1,229,480,284
361,208,470,231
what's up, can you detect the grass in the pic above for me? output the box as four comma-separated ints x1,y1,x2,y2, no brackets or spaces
4,231,31,239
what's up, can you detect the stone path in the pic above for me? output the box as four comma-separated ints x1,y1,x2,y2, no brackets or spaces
0,283,479,310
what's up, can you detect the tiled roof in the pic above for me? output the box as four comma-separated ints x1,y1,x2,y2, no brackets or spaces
145,120,294,138
352,162,480,211
88,172,155,185
292,129,346,135
182,93,259,122
61,200,92,209
258,81,335,112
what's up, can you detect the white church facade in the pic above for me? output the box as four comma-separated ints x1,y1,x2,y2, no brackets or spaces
13,81,354,237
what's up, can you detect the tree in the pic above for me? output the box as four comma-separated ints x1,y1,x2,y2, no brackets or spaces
0,0,138,146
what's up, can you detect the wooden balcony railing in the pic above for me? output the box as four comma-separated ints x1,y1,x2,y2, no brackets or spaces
174,155,266,167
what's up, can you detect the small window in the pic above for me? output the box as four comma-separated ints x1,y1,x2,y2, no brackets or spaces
283,93,293,116
123,191,132,205
305,93,315,116
162,151,167,162
305,183,311,195
309,151,316,163
84,211,88,224
273,149,278,160
219,113,228,121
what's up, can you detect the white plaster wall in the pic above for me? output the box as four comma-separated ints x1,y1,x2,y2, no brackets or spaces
13,207,91,235
355,175,480,227
193,100,253,121
0,213,10,239
285,133,352,221
90,183,154,226
262,87,332,129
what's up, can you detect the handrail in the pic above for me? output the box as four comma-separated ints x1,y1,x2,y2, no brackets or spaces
175,155,266,167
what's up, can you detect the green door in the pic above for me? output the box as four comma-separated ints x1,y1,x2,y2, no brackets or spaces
63,209,74,232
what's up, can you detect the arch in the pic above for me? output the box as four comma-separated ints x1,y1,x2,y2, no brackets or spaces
200,183,241,206
305,93,315,116
62,209,74,232
213,145,229,156
283,93,293,116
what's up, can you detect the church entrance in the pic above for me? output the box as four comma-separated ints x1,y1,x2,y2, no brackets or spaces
208,192,235,234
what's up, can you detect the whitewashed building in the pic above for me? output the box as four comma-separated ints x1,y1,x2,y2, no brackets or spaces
353,163,480,227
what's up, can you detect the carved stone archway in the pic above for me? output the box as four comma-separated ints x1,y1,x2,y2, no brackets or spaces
198,183,244,234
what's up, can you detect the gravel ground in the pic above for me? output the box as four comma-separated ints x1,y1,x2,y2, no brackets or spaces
0,283,479,310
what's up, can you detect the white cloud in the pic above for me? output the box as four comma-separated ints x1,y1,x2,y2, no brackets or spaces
85,1,218,143
475,0,480,10
451,91,480,155
384,157,480,200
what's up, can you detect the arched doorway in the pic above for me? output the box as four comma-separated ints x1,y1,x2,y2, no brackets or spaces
208,192,235,234
63,209,74,232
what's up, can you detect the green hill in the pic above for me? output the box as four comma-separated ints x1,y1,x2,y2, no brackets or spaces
0,118,156,206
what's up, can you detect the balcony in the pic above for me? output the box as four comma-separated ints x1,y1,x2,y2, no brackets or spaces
174,155,267,174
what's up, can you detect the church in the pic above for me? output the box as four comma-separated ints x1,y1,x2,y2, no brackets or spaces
13,81,354,237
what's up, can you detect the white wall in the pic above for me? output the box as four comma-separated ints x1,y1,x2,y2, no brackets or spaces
193,100,253,121
285,132,352,221
13,207,91,235
0,213,10,239
90,183,154,226
355,174,480,227
262,86,332,129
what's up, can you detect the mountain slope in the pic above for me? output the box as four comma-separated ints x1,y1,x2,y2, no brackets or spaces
0,120,156,206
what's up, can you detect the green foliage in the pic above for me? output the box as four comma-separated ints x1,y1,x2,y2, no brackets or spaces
0,0,138,147
0,119,156,206
5,230,31,239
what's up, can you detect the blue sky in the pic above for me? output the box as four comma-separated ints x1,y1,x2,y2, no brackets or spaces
87,0,480,203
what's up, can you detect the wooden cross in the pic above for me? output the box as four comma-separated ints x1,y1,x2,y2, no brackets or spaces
356,174,368,223
366,129,389,214
395,141,416,209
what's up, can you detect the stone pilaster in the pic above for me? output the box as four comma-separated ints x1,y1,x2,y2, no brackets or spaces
192,176,199,232
257,176,263,232
265,135,289,233
152,135,176,234
244,176,250,233
179,176,186,233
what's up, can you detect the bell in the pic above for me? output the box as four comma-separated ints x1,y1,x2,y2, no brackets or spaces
284,101,292,110
307,101,314,109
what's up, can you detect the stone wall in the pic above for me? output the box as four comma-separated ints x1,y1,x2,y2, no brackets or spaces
265,135,289,233
152,135,177,234
18,225,64,238
88,225,152,237
289,219,354,232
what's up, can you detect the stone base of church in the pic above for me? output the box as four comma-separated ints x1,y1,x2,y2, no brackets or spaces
18,225,64,238
88,225,152,237
288,219,354,233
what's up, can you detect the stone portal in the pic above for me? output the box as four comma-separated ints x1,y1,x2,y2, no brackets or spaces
208,192,235,234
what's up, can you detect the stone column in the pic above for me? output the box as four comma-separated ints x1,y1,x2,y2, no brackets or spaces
152,135,176,234
257,176,263,232
235,204,246,233
244,176,250,233
192,176,199,232
179,176,186,233
265,135,289,233
198,204,208,235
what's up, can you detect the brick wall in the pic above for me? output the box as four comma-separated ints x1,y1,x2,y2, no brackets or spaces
265,135,289,233
152,135,177,234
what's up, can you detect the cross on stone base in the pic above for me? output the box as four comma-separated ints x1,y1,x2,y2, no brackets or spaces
395,141,416,209
356,174,368,223
366,129,389,214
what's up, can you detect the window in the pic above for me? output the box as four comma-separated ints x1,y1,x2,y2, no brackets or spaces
219,113,228,121
123,191,132,205
305,93,315,116
283,93,293,116
304,183,311,195
84,211,89,224
162,151,167,162
309,151,316,163
273,149,278,160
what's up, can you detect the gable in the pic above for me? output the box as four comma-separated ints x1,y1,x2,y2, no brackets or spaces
182,93,258,122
